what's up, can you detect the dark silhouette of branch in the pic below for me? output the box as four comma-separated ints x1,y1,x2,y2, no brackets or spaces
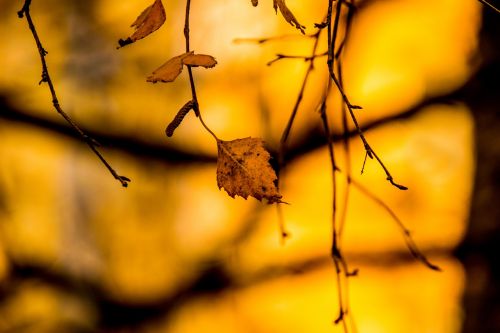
0,96,216,164
17,0,130,187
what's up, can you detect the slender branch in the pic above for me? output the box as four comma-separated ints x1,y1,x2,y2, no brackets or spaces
319,82,352,333
278,28,323,167
17,0,130,187
183,0,218,141
349,179,441,271
326,2,355,331
338,64,352,237
338,1,355,238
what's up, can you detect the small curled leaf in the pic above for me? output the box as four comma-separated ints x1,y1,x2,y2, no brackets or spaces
147,51,217,83
273,0,305,34
146,52,190,83
118,0,166,48
165,100,195,137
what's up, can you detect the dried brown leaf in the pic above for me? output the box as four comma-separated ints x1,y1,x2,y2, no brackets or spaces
118,0,166,48
273,0,305,34
182,54,218,68
217,137,282,204
147,52,217,83
146,52,192,83
251,0,258,6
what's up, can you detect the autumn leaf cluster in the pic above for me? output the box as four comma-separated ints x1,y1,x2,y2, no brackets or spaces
118,0,284,204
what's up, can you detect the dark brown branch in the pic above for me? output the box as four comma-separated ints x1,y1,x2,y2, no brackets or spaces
17,0,130,187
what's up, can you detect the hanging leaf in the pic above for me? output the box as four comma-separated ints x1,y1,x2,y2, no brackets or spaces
273,0,305,34
182,54,218,68
147,51,217,83
217,137,283,204
251,0,258,6
165,100,195,137
118,0,166,48
147,52,191,83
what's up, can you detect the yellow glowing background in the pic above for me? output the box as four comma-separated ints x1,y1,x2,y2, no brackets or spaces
0,0,482,332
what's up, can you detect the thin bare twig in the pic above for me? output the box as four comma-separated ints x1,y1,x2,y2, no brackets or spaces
267,51,327,66
278,27,323,167
233,33,317,45
326,0,407,191
319,84,355,333
18,0,130,187
349,179,441,271
337,2,356,238
326,2,354,331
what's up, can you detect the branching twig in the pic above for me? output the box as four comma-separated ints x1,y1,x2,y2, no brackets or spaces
233,33,317,45
18,0,130,187
278,27,324,167
326,0,407,191
267,51,327,66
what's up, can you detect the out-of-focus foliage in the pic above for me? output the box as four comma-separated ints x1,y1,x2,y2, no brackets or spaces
0,0,481,332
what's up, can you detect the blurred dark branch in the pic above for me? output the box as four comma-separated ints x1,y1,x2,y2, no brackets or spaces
0,96,216,165
281,91,466,164
0,90,463,167
1,246,450,331
457,6,500,332
17,0,130,187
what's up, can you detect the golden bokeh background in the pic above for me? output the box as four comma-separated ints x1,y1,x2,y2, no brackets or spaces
0,0,484,332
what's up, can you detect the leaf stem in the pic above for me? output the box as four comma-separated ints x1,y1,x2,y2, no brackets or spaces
184,0,218,141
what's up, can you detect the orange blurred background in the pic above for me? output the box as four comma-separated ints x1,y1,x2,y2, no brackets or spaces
0,0,487,332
